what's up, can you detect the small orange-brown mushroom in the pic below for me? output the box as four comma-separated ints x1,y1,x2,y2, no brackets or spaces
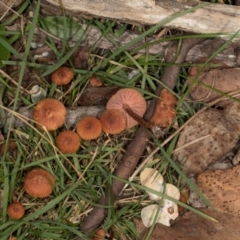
51,66,74,85
92,228,105,240
9,237,17,240
7,202,25,219
100,109,126,134
56,130,81,153
89,76,103,87
106,88,147,129
33,98,66,131
24,168,55,198
76,116,102,140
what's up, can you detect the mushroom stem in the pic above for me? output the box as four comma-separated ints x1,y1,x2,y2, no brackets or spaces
123,104,153,129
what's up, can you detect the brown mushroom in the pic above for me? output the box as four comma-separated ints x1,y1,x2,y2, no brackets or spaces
33,98,66,131
56,130,81,153
100,109,126,134
106,88,147,129
92,228,105,240
7,202,25,219
24,168,55,198
76,116,102,140
89,76,103,87
51,66,74,85
9,237,17,240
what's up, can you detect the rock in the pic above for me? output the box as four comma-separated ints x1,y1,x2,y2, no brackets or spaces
186,58,240,103
173,104,240,175
187,68,240,103
196,165,240,216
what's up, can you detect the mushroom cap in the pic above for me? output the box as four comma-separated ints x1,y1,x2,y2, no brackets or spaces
106,88,147,129
165,183,181,201
56,130,81,153
24,168,55,198
89,76,103,87
33,98,66,131
7,202,25,219
99,109,126,134
140,168,164,201
92,228,105,240
141,201,179,228
51,66,74,85
161,200,179,225
76,116,102,140
141,204,161,228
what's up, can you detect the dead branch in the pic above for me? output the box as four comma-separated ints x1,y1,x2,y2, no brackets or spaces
78,38,207,236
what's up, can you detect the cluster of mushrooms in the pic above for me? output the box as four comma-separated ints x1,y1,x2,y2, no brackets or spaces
8,66,179,233
32,66,148,154
7,66,149,222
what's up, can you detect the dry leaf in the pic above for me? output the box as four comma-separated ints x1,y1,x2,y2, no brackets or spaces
187,58,240,103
